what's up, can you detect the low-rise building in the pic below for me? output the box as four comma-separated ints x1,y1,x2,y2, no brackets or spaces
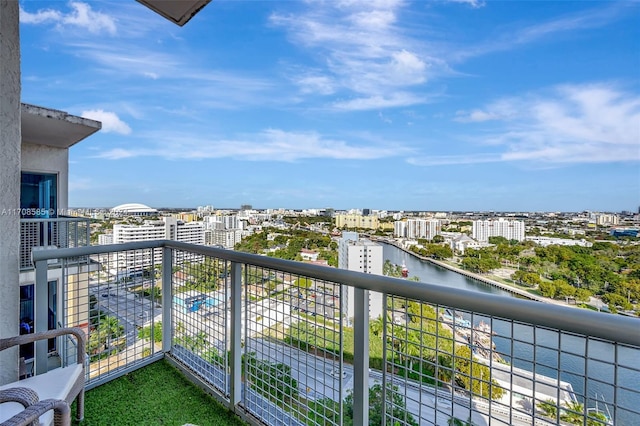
335,214,379,230
526,236,593,247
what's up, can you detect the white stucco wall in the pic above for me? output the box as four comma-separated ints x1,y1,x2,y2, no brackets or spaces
0,0,21,384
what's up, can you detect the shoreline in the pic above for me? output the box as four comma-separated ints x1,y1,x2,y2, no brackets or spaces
375,238,554,304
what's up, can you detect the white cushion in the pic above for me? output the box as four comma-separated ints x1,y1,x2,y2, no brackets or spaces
0,364,82,426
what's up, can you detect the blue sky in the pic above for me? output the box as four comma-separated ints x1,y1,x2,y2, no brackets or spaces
19,0,640,212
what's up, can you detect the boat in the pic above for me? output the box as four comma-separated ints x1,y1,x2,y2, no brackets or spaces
442,309,471,328
587,394,613,425
474,320,496,335
401,260,409,278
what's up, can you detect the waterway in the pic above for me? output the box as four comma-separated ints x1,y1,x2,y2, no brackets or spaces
383,243,639,424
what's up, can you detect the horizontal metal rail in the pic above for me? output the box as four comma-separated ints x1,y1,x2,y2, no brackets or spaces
20,216,92,223
32,239,640,347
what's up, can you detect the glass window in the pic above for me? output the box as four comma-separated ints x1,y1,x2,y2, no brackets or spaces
20,285,34,360
19,280,58,358
20,172,57,218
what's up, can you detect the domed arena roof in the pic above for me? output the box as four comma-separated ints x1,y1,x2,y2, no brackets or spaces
110,203,158,215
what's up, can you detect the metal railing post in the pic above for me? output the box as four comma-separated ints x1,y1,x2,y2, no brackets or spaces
353,287,369,426
162,246,172,353
34,258,49,375
381,294,388,425
229,261,242,409
84,219,90,247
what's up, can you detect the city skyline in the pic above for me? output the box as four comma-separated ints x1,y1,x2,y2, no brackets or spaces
19,1,640,212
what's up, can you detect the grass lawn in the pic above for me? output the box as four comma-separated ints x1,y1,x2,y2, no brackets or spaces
76,360,246,426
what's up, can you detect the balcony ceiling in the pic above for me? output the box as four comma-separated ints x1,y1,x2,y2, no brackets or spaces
21,103,102,149
136,0,211,26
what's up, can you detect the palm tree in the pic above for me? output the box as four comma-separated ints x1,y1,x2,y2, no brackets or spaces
370,315,385,337
405,330,422,371
99,315,124,348
448,416,474,425
539,399,558,419
561,401,586,425
428,354,454,389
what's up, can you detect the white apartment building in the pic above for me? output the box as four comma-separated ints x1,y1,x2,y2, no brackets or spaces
205,229,243,249
472,218,525,242
113,217,204,245
338,232,384,323
204,215,224,230
202,214,244,249
394,221,407,238
205,214,243,230
404,219,441,240
596,214,619,226
111,217,205,274
98,233,113,245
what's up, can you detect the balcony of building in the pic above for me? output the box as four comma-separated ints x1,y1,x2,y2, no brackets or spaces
13,240,640,426
19,217,91,271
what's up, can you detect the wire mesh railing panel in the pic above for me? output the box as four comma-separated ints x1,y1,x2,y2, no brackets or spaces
241,264,345,426
33,241,639,426
61,247,162,385
170,249,231,395
20,218,91,269
383,296,639,426
20,220,40,269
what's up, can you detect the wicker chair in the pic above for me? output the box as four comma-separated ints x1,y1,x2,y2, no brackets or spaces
0,387,70,426
0,328,85,425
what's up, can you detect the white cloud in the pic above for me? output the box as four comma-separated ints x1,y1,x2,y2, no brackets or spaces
408,153,500,166
142,72,159,80
296,75,336,95
420,83,640,166
81,110,132,135
349,9,397,29
270,1,437,109
446,0,485,8
20,7,62,24
20,2,117,35
389,50,427,85
96,129,410,162
333,93,425,111
64,42,272,109
97,148,138,160
452,3,628,62
455,99,520,122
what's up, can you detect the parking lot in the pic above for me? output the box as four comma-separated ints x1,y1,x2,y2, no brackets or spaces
287,283,340,319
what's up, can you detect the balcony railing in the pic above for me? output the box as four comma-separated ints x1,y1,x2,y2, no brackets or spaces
20,216,91,270
31,240,640,426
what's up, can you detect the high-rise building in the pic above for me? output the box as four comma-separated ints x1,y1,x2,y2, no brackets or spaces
596,214,619,226
113,217,204,245
472,218,525,242
204,228,243,249
111,217,205,272
13,103,101,370
394,221,407,238
404,219,441,240
338,232,383,323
